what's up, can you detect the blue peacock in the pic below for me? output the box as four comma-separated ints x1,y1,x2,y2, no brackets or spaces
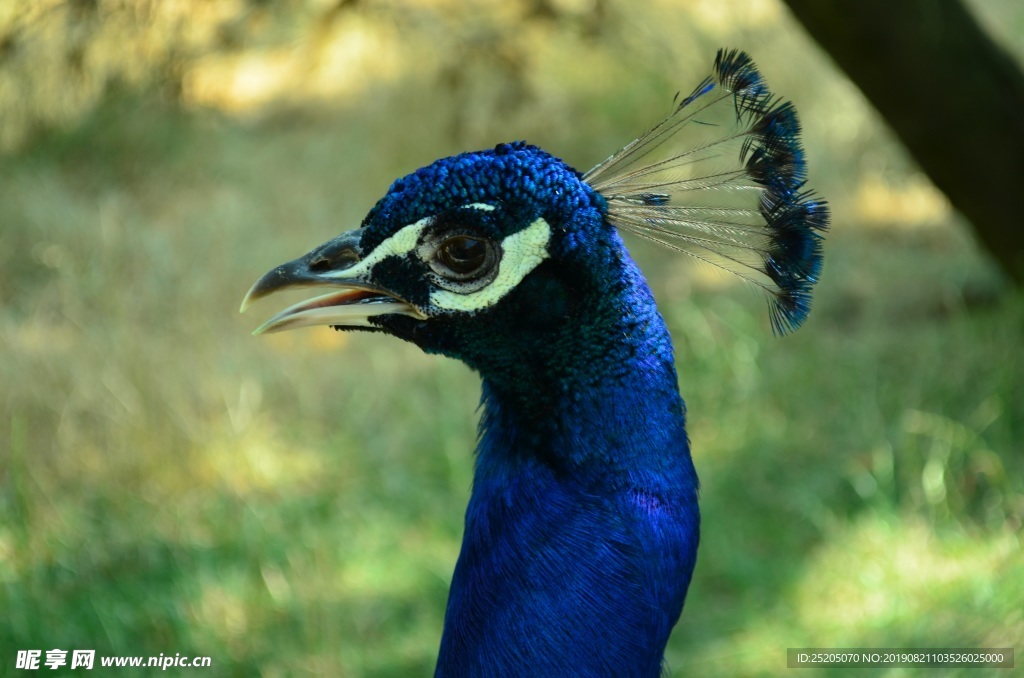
242,49,827,676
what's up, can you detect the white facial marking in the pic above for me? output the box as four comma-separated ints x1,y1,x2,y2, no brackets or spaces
430,218,551,313
323,216,430,281
321,210,550,317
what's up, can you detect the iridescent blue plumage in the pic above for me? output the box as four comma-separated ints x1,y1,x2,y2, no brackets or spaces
369,147,701,675
242,48,827,677
588,49,828,334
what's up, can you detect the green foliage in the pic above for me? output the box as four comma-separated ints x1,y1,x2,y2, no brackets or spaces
2,4,1022,675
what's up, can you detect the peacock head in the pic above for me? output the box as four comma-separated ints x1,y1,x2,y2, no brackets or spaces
240,142,635,381
242,50,828,382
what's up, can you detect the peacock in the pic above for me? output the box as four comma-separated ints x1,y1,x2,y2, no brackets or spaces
241,49,827,676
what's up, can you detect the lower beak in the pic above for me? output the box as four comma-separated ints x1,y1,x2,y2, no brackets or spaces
240,229,426,335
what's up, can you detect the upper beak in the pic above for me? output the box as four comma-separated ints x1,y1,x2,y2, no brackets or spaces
240,228,426,334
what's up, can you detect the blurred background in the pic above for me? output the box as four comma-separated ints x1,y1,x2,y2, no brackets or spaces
1,0,1021,675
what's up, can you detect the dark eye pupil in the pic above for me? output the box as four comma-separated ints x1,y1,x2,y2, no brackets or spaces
440,236,487,274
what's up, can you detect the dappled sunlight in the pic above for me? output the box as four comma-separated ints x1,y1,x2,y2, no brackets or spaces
262,326,350,353
683,516,1021,674
198,421,327,496
0,0,244,149
794,515,1019,640
335,521,458,599
686,0,783,32
193,575,251,648
3,0,1023,674
184,17,406,114
854,173,952,228
3,316,79,356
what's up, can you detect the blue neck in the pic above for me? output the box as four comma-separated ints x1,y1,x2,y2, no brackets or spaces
436,264,700,677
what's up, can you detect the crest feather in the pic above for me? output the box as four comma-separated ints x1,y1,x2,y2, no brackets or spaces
585,49,829,333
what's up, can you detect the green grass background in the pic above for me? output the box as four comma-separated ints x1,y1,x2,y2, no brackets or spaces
1,1,1022,675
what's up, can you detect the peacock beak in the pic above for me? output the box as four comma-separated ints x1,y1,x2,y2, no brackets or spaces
240,228,426,335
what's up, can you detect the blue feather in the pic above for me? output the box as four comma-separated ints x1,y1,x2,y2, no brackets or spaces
242,48,827,677
586,48,829,334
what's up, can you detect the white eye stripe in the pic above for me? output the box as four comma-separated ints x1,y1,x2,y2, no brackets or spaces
325,213,551,315
430,218,551,313
321,205,492,282
323,216,431,281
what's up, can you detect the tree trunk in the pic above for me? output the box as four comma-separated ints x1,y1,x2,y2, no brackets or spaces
782,0,1024,284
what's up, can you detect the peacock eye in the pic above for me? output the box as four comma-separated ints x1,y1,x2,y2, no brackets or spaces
434,235,496,280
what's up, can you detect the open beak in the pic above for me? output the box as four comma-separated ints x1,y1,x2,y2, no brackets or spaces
240,228,426,334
